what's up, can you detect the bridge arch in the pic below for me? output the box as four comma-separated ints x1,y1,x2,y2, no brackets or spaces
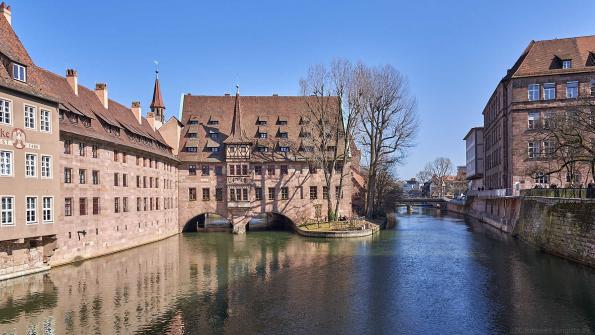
182,212,231,233
246,212,296,232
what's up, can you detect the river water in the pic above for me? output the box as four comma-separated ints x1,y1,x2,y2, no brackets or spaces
0,208,593,334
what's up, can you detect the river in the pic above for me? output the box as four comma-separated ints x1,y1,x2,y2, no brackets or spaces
0,208,593,334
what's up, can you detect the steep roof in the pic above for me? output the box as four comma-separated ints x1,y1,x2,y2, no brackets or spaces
510,35,595,78
224,86,251,144
179,94,341,163
150,77,165,109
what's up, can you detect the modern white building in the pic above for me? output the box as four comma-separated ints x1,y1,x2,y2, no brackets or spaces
463,127,484,191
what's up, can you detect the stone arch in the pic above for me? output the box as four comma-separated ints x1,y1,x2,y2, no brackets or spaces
182,212,231,233
247,211,296,232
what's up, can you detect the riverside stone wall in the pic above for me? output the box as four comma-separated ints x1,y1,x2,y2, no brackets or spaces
513,198,595,268
0,239,54,280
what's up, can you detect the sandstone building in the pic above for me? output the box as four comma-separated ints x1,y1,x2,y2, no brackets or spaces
0,3,354,279
467,35,595,192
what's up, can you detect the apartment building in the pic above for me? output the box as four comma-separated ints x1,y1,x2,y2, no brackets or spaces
480,36,595,191
464,127,484,191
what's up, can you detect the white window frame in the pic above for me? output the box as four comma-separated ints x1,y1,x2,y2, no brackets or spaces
12,63,26,82
543,83,556,100
41,155,52,179
566,81,578,99
24,104,36,130
26,196,37,224
528,142,539,159
42,196,53,223
0,97,12,125
40,109,51,133
1,196,15,226
528,84,540,101
562,60,572,69
0,150,14,177
25,152,37,178
527,112,539,130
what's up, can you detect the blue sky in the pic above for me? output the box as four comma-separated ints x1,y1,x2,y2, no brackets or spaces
12,1,595,178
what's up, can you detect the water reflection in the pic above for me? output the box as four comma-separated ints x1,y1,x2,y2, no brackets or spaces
0,209,593,334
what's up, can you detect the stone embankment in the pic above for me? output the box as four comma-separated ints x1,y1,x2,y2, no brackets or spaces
454,196,595,268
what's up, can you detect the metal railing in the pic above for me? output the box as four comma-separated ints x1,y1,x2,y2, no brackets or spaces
520,188,595,199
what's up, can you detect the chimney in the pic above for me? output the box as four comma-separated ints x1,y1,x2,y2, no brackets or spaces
146,111,156,130
66,69,78,96
131,101,142,125
94,83,108,109
224,93,230,96
0,2,11,26
272,93,278,96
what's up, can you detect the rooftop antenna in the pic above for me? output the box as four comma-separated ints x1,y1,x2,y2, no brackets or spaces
154,60,159,79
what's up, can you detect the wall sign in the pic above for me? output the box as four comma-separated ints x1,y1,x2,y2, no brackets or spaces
0,127,40,150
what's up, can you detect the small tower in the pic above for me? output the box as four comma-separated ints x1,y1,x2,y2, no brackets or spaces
150,67,165,123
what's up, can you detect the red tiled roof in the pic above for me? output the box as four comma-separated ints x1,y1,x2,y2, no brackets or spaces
511,35,595,77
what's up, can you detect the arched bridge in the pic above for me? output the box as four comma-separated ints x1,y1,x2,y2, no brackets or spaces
397,198,448,208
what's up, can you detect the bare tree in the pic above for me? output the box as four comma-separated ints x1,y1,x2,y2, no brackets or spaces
425,157,453,197
357,64,418,217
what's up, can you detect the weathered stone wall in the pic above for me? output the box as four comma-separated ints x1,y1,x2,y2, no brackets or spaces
513,198,595,267
0,239,53,280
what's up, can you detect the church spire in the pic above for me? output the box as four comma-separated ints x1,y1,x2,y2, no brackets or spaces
150,64,165,123
225,84,249,143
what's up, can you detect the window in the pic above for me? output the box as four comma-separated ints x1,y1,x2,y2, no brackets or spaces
216,188,223,201
64,140,72,154
267,165,275,175
40,109,51,132
242,165,248,175
543,112,554,129
280,165,288,175
92,170,99,184
278,120,288,125
43,197,53,222
188,120,199,125
143,197,147,211
335,186,342,199
64,167,72,183
254,165,262,175
123,174,128,187
123,197,128,212
26,197,37,224
309,186,318,199
256,146,268,152
566,172,581,184
91,145,98,158
0,150,12,176
189,188,197,201
209,131,219,140
543,83,556,100
187,132,198,138
136,175,141,187
79,198,87,216
534,172,549,185
323,186,329,199
543,140,555,157
279,146,290,152
279,132,288,138
268,187,275,200
297,186,304,199
189,164,196,175
143,176,147,188
185,146,198,152
209,147,220,153
527,112,539,130
0,98,11,124
78,142,86,156
92,197,100,215
12,63,26,82
528,142,540,159
207,119,219,125
256,120,267,126
566,81,578,99
258,132,267,138
201,165,210,176
255,187,262,201
229,188,236,201
591,80,595,97
562,60,572,69
64,198,73,216
24,105,36,129
528,84,540,101
309,165,317,174
79,169,86,184
41,155,51,178
114,197,120,213
202,188,210,201
281,187,289,200
113,150,119,162
25,153,36,177
136,197,141,211
1,197,14,225
215,166,223,176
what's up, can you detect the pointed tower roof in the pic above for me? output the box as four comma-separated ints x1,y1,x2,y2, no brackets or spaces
150,73,165,109
224,85,251,144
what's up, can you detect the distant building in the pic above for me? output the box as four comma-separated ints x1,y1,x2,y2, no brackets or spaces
403,178,420,195
463,127,484,191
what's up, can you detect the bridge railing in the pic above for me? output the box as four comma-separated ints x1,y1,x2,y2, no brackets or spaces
520,188,595,199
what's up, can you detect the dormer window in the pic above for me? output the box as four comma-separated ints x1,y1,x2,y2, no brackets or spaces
12,63,26,82
562,60,572,69
188,120,199,125
278,132,288,138
207,118,219,125
278,146,290,153
256,146,268,153
209,130,219,140
258,132,267,138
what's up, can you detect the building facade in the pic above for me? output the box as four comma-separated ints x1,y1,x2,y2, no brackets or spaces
177,90,353,233
463,127,484,191
476,36,595,192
